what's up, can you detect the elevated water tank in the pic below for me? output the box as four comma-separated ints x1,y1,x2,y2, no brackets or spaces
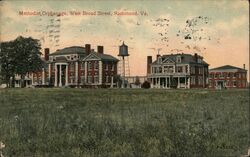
118,42,129,57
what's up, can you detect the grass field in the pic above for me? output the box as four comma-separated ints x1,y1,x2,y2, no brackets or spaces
0,88,249,157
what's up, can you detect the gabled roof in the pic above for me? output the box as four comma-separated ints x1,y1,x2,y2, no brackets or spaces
210,65,247,71
49,46,86,56
151,53,208,65
82,52,119,62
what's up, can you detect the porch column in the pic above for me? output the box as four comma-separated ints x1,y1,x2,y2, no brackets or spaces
111,76,114,88
84,61,87,83
31,73,34,85
59,64,62,87
65,64,68,86
99,61,102,85
178,77,180,88
48,64,51,79
158,77,160,88
54,64,57,87
169,76,171,88
42,68,45,85
188,77,190,88
75,62,78,84
185,76,187,89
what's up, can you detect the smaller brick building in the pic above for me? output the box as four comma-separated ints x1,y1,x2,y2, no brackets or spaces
209,65,247,89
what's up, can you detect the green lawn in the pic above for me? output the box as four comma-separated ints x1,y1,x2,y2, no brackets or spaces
0,88,249,157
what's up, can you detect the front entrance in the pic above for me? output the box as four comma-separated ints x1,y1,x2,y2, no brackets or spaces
216,81,225,89
55,64,68,87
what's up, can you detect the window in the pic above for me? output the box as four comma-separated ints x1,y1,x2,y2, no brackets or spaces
176,56,181,63
191,76,196,85
163,66,174,73
209,73,212,78
94,76,99,83
198,67,203,74
106,76,109,83
177,66,183,73
190,66,195,74
221,73,225,78
111,64,114,71
185,65,188,73
70,63,74,72
94,61,99,70
87,76,92,83
233,73,237,78
105,64,109,70
159,67,162,73
233,81,237,87
198,76,203,85
88,62,92,70
70,76,75,83
81,76,85,83
81,62,85,70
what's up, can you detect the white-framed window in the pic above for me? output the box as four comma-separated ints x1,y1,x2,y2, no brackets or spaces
81,62,85,70
233,81,237,87
106,76,109,83
87,76,92,83
177,66,183,73
176,56,181,63
190,66,195,74
81,76,85,83
105,64,109,70
191,76,196,85
70,76,75,83
49,56,54,61
70,63,74,72
94,61,99,70
185,65,188,73
94,76,99,83
88,62,92,70
198,76,203,85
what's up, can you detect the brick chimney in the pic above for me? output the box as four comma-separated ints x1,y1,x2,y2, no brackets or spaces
44,48,50,61
97,46,104,54
243,64,245,69
85,44,91,55
194,53,198,63
147,56,152,74
156,54,160,59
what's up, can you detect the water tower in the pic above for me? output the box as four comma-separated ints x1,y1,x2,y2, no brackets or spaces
118,42,130,88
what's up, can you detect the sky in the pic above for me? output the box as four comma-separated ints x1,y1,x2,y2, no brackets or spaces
0,0,249,80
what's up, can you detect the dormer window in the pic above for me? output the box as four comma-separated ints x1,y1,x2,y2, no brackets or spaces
49,56,53,61
177,56,181,63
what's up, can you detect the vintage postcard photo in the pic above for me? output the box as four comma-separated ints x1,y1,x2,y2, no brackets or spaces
0,0,249,156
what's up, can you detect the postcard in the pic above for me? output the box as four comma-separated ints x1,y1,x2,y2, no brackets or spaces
0,0,249,157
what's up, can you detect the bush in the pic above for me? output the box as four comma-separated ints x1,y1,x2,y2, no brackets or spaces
141,81,150,89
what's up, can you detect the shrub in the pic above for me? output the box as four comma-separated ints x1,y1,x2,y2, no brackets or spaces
141,81,150,89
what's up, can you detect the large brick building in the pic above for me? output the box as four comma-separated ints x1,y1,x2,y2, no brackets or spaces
31,44,119,87
147,53,209,89
209,65,247,89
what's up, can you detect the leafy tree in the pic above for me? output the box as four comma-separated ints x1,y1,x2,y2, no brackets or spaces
0,36,43,88
13,36,43,87
0,41,16,87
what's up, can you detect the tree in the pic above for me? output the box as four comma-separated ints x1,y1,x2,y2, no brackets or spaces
0,41,16,87
13,36,43,87
0,36,43,88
